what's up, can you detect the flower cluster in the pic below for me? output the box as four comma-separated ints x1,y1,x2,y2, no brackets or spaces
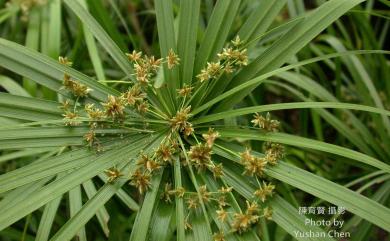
104,167,123,183
197,36,248,82
127,50,162,85
129,169,151,194
62,111,81,126
240,148,267,176
251,112,280,132
254,181,275,202
59,57,91,98
59,36,282,239
170,106,194,136
177,84,193,97
231,201,260,233
188,143,212,171
126,48,179,85
185,185,232,226
263,142,285,165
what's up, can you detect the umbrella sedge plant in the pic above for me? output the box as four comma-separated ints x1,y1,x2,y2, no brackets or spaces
0,0,389,240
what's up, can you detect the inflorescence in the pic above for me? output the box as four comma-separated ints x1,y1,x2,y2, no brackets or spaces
59,36,284,239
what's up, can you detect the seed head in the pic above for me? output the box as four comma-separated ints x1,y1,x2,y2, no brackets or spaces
213,232,226,241
177,84,193,97
188,143,212,171
211,163,224,179
136,100,149,114
170,106,193,135
161,183,175,203
126,50,143,62
263,206,273,220
231,35,243,47
254,181,275,202
58,56,72,66
186,197,199,210
104,167,123,183
84,130,96,146
85,104,105,121
264,142,284,165
167,49,180,69
216,207,228,222
129,169,151,194
102,95,125,119
219,186,233,194
202,128,220,147
123,84,146,106
156,144,173,163
174,187,185,198
63,111,81,126
199,185,211,203
137,154,160,173
251,112,280,132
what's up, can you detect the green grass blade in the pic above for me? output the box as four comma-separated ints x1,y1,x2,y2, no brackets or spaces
0,137,150,230
194,101,390,124
174,157,185,241
0,38,118,101
63,0,132,77
36,196,62,241
79,0,106,81
50,169,129,241
68,185,87,241
0,75,30,97
194,0,241,75
129,171,164,241
149,200,175,241
177,0,200,86
82,179,110,237
23,8,40,96
153,0,178,112
217,129,390,173
238,0,287,42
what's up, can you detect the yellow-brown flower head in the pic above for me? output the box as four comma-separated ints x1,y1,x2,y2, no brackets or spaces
156,143,173,163
177,84,193,97
264,142,284,165
202,128,220,147
63,111,81,126
126,50,142,62
170,106,193,136
167,49,180,69
102,95,125,119
199,185,211,203
129,169,151,194
188,143,212,171
254,181,275,202
123,84,146,106
104,167,123,183
251,112,280,132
